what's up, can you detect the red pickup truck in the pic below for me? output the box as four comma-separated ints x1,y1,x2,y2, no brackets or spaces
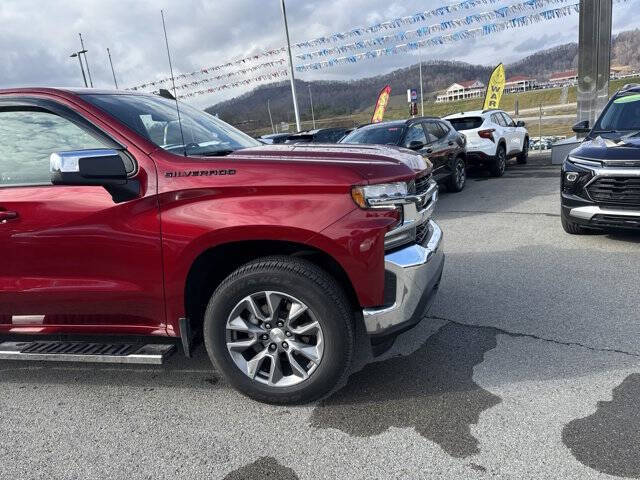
0,88,444,403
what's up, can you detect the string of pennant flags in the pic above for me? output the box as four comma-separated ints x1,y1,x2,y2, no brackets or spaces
173,2,580,99
136,0,631,99
129,49,286,90
178,70,290,98
293,0,510,49
170,58,288,90
294,2,625,73
129,0,518,91
295,0,571,61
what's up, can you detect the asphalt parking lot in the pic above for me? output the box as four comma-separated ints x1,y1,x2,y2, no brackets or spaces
2,155,639,480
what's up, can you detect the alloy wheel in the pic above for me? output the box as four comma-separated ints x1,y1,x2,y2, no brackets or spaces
225,291,324,387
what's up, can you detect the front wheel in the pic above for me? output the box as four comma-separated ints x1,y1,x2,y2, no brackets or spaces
561,210,589,235
447,156,466,192
203,256,354,404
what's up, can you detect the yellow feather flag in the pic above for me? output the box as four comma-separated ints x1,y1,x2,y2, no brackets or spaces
483,63,506,110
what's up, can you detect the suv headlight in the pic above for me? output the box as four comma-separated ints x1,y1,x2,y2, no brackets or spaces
351,182,408,209
562,156,597,196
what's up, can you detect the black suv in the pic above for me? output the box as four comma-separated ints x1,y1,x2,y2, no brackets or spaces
561,85,640,234
340,117,467,192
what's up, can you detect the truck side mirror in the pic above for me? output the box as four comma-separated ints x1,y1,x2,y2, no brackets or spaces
50,149,140,203
572,120,590,134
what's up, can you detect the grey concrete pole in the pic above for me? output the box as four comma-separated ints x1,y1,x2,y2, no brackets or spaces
577,0,612,129
280,0,301,132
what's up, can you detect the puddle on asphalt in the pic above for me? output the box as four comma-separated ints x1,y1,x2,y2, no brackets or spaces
223,456,299,480
562,373,640,478
310,323,501,458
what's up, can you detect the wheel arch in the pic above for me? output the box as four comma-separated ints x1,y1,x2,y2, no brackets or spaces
183,240,360,335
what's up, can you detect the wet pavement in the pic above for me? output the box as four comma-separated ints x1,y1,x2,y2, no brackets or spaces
2,157,640,479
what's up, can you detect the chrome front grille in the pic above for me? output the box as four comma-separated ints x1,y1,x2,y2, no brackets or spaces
384,177,438,251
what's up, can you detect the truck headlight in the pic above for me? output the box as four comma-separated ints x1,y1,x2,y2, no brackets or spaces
351,182,408,209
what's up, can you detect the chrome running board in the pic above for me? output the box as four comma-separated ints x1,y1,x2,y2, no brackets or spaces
0,341,175,365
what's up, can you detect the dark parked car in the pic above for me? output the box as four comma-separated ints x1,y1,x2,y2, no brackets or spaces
340,117,467,192
285,127,351,144
257,133,290,144
561,84,640,234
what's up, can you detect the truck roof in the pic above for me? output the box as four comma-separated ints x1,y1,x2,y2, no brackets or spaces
0,87,145,96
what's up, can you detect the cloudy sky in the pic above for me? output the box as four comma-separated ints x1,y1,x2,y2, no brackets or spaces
1,0,639,107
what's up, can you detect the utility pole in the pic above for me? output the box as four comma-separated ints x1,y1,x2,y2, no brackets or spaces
267,99,275,134
308,84,316,129
70,51,88,87
419,60,424,117
107,48,118,89
78,33,93,87
280,0,301,132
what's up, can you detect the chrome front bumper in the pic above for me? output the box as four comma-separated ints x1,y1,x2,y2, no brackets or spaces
363,220,444,336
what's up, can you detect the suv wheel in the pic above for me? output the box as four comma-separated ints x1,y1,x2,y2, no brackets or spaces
561,210,589,235
447,156,466,192
203,256,354,404
490,144,507,177
517,138,529,164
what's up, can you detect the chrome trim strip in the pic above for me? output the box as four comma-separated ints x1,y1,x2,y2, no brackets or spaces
569,206,640,220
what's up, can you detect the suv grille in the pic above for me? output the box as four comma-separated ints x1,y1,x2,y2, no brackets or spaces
587,177,640,205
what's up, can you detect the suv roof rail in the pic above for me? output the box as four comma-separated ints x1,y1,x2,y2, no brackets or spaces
482,108,500,114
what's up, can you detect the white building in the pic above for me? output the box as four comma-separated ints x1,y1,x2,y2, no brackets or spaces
504,75,537,93
548,70,578,86
436,80,485,103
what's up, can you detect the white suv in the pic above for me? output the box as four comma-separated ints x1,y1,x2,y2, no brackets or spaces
444,109,529,177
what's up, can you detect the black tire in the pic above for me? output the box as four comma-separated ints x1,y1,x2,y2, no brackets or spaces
203,256,354,404
561,211,588,235
489,144,507,177
447,156,466,192
517,137,529,164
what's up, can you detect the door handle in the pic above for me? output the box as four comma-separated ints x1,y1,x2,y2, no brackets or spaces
426,148,433,154
448,141,454,146
0,210,19,223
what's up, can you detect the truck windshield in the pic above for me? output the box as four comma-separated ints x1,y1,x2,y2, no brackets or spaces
593,93,640,134
82,93,260,156
340,125,404,145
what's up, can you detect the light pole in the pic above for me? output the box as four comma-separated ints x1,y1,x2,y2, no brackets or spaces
78,33,93,88
70,51,88,87
107,48,118,89
419,60,424,117
280,0,301,132
308,84,316,129
267,99,275,134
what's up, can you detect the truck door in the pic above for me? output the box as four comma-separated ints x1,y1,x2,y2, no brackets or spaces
0,97,165,334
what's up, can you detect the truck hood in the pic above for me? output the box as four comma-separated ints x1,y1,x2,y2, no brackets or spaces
228,143,431,178
573,135,640,166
